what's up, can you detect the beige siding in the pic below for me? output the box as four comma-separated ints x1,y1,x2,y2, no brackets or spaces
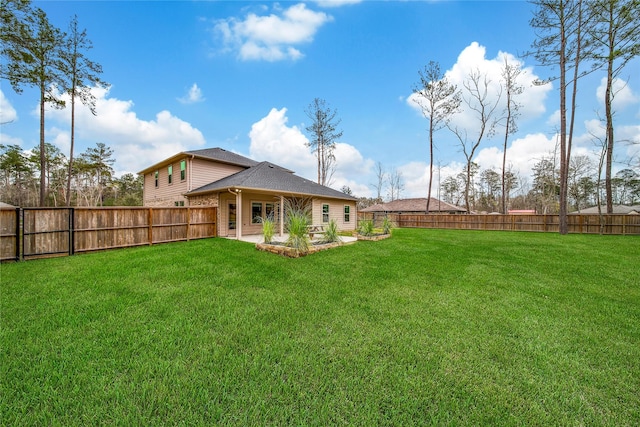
143,157,246,207
143,159,189,207
312,198,356,231
190,158,244,190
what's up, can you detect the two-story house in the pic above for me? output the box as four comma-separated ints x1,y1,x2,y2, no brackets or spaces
138,148,357,238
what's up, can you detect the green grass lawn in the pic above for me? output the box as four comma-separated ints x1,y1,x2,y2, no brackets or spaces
1,229,639,425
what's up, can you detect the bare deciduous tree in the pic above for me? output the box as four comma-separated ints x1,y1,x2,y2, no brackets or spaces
387,169,404,201
498,57,523,213
412,61,461,212
449,69,501,213
372,161,386,202
305,98,343,186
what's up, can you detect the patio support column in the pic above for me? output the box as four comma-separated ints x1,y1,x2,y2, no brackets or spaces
236,190,242,239
279,195,284,237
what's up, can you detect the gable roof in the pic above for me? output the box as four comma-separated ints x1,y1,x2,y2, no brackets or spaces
187,161,356,201
360,198,466,213
570,205,640,215
138,147,260,175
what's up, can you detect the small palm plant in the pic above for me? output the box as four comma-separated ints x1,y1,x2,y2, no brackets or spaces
382,216,394,235
358,219,375,237
259,215,275,244
322,219,340,243
284,198,311,255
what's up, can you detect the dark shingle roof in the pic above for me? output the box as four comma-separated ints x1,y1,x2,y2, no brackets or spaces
138,147,262,174
360,198,466,213
187,162,356,201
183,148,259,168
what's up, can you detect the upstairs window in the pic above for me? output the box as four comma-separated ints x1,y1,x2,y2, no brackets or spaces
344,205,350,223
154,170,159,188
168,165,173,184
322,204,329,223
180,160,186,181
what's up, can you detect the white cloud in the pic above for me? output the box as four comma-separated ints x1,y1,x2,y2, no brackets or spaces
596,77,638,111
248,107,374,192
399,160,467,199
474,132,558,179
45,86,206,175
0,132,22,146
178,83,205,104
249,107,316,176
546,109,560,128
407,42,552,134
395,133,561,199
213,3,332,61
315,0,362,7
0,90,18,124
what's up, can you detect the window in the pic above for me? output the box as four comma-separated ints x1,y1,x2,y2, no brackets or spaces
344,205,350,223
252,202,263,224
174,201,184,207
154,170,158,188
180,160,186,181
322,204,329,223
168,165,173,184
265,203,275,220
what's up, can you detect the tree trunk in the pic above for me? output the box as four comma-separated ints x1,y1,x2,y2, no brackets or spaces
501,110,510,214
39,83,46,207
66,91,76,206
604,41,614,214
426,119,434,213
558,8,568,235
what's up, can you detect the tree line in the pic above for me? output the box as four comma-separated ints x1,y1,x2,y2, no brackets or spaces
439,156,639,214
1,0,105,206
411,0,639,233
0,142,142,207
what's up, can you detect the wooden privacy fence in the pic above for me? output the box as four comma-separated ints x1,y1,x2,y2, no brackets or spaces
358,212,640,235
0,206,217,262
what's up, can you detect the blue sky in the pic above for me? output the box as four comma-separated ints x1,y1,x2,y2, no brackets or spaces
1,0,638,199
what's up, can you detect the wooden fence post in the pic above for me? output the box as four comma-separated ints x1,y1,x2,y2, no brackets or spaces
69,208,75,256
187,207,191,241
148,208,153,245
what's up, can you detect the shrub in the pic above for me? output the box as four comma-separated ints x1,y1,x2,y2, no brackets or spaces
358,219,375,237
259,216,275,244
322,219,340,243
382,216,394,235
284,198,311,255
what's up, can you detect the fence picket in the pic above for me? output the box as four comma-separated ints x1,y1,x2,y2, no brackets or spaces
358,212,640,235
1,206,217,261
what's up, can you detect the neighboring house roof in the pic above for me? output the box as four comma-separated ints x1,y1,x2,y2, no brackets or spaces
138,147,262,175
570,205,640,215
0,202,16,208
360,198,466,213
187,161,356,201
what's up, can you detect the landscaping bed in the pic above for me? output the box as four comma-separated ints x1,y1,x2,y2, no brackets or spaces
256,240,345,258
356,233,391,241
